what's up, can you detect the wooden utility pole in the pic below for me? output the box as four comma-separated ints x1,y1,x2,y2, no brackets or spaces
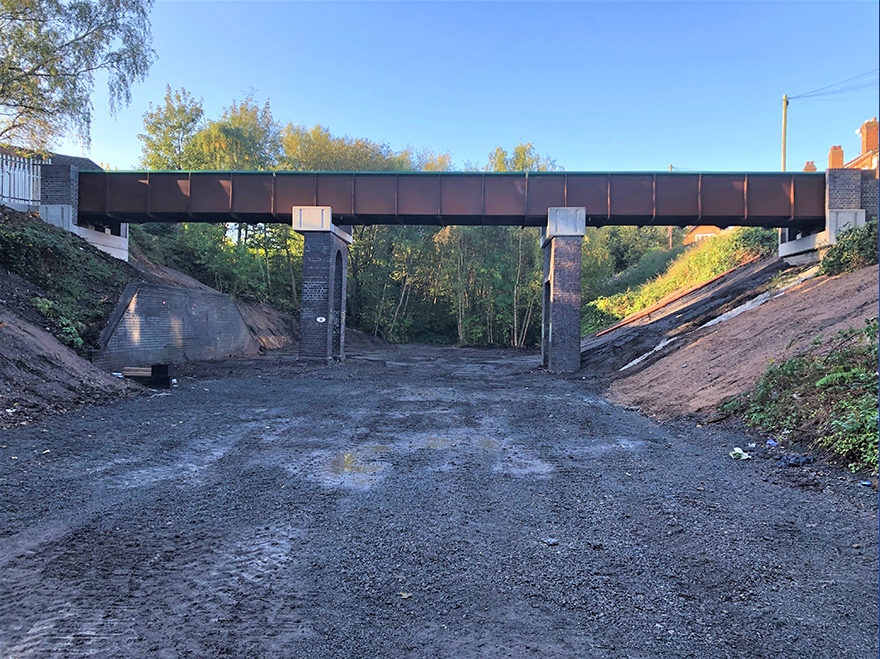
668,164,673,249
781,94,789,172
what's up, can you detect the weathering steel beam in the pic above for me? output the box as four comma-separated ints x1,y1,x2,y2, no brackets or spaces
77,170,826,229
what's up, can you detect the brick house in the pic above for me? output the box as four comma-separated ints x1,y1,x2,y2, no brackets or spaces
682,225,724,245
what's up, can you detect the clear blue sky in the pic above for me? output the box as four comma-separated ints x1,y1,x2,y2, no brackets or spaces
63,0,880,172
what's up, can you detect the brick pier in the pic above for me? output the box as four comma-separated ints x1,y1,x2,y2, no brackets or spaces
294,207,351,363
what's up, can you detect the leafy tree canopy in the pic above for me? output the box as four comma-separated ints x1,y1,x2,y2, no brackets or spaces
192,94,281,170
0,0,154,150
486,142,558,172
138,85,203,169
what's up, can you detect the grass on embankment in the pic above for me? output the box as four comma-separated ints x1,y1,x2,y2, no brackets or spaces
583,227,778,334
723,219,880,473
0,206,140,354
723,317,879,472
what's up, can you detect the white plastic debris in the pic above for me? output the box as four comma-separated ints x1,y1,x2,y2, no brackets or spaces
729,447,751,460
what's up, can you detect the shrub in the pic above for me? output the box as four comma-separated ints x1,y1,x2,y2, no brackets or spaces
723,317,879,472
0,208,134,353
820,219,879,276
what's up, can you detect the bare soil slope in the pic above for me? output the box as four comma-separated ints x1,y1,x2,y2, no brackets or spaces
606,264,879,418
0,316,139,429
580,258,788,374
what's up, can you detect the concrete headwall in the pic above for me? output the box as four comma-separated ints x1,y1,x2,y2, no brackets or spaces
39,158,130,261
39,204,129,261
93,283,258,370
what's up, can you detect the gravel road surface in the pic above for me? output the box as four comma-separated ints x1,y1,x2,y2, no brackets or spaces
1,346,877,658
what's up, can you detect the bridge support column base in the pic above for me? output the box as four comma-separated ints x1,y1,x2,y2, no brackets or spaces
297,222,351,363
541,208,585,374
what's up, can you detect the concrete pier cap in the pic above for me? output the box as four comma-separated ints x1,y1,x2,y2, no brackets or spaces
543,207,586,246
292,206,352,244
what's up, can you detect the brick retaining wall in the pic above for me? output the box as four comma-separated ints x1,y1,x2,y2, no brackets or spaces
93,283,258,370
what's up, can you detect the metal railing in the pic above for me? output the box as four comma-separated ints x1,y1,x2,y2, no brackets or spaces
0,151,45,207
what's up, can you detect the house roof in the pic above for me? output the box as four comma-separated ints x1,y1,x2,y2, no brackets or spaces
844,149,879,171
48,152,103,171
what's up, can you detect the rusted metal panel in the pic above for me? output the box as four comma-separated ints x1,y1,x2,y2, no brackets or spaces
526,175,565,217
231,173,273,217
655,174,699,218
78,171,107,214
275,173,317,214
794,173,825,219
747,175,793,218
565,174,608,218
148,173,190,215
316,175,353,214
484,176,526,217
399,175,440,216
189,173,231,214
700,175,746,218
355,175,396,215
611,174,654,218
440,175,481,216
108,172,147,214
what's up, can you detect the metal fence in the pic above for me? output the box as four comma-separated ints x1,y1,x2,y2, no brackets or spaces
0,151,44,208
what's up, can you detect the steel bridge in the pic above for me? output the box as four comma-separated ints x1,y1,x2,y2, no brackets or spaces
77,170,827,229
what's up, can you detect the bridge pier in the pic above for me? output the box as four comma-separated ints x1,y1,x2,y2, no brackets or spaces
541,208,586,373
293,207,351,363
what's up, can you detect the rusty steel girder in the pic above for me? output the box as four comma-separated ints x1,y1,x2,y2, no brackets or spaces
77,170,826,228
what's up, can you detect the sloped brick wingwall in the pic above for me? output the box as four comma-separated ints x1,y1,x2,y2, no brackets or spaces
93,283,258,370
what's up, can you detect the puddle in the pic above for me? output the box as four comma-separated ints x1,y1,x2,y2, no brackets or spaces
567,438,651,458
288,450,390,489
328,452,384,476
410,436,454,449
476,437,502,451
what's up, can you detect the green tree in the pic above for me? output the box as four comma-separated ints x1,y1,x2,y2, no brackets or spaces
192,93,280,170
138,85,204,169
279,124,415,171
486,142,558,172
0,0,154,149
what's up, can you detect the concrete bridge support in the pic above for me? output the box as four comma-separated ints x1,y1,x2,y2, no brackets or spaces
541,208,586,373
293,207,351,363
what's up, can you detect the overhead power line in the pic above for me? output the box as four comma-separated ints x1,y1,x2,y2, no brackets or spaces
789,68,879,100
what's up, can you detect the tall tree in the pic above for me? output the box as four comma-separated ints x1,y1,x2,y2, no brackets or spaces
0,0,154,149
192,94,280,170
279,124,415,171
138,85,204,169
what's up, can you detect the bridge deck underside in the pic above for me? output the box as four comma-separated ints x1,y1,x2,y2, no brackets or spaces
77,171,827,229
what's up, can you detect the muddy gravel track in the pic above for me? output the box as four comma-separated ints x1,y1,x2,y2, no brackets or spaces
1,346,877,658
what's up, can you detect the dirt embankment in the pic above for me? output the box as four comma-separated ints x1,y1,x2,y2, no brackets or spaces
0,272,139,428
604,263,879,418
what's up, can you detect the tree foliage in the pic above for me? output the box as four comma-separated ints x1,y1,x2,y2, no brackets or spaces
193,94,280,170
0,0,154,149
138,85,203,169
